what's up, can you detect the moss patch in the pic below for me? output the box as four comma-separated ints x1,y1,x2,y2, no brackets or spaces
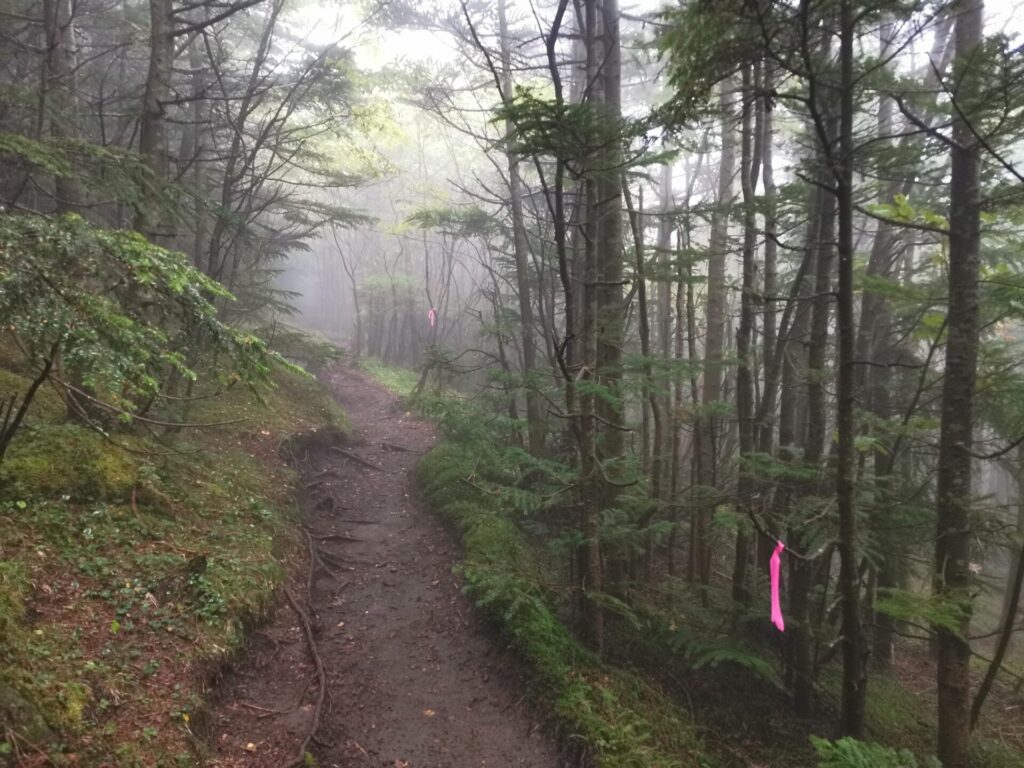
358,357,420,398
0,423,138,500
191,364,348,441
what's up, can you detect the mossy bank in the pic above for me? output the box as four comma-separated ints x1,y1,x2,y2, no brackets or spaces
0,363,346,766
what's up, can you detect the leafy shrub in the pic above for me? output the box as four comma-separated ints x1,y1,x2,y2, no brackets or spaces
0,213,281,460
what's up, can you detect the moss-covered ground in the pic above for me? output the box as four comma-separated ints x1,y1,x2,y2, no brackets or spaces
356,357,419,398
0,363,346,766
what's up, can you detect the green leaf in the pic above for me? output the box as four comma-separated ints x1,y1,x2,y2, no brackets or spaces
854,435,889,455
875,588,968,636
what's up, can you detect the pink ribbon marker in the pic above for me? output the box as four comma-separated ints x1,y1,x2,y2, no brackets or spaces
770,540,785,632
428,307,437,328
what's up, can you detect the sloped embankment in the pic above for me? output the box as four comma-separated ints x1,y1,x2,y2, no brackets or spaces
0,362,346,766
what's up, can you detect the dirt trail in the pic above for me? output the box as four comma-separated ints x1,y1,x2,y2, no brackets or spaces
209,366,562,767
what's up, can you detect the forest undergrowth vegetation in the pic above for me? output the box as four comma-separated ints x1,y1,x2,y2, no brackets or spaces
365,358,1023,768
0,344,346,766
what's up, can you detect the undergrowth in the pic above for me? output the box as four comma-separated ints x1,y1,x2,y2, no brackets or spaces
0,362,346,766
366,357,711,766
357,357,420,398
418,442,706,767
363,355,715,766
363,359,1024,768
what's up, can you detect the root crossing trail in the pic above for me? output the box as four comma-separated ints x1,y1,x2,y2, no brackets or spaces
209,366,562,768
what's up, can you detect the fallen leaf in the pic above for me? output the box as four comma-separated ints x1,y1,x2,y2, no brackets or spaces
422,709,435,717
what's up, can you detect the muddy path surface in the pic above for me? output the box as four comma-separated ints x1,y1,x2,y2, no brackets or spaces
208,366,562,768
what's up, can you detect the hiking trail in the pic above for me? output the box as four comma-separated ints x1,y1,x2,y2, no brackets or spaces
208,366,562,768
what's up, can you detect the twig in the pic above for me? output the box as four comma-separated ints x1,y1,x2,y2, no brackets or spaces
242,676,316,718
329,446,384,471
351,739,373,766
4,727,53,765
54,378,250,428
303,524,364,545
309,533,364,543
283,585,326,768
333,518,379,525
240,699,292,717
305,469,342,487
317,551,355,571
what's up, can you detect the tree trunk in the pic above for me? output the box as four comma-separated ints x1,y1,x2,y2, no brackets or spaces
657,161,675,501
756,63,778,573
835,0,866,736
498,0,545,454
790,162,833,719
694,83,736,584
41,0,78,213
136,0,174,233
971,507,1024,729
595,0,624,471
935,2,983,763
733,63,758,604
578,0,604,651
625,183,666,581
860,17,900,670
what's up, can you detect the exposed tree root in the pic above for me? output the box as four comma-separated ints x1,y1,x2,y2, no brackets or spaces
240,675,315,719
283,585,327,768
333,517,380,524
329,446,384,471
301,529,321,628
305,469,342,488
307,531,364,543
317,550,356,571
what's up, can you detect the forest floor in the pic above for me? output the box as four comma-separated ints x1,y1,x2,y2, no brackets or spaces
208,366,563,768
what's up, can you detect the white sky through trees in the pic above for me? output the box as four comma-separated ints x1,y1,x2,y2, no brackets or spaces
297,0,1023,71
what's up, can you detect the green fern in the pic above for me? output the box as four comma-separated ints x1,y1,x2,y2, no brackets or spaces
811,737,939,768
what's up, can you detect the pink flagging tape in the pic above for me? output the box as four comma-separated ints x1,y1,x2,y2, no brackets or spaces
428,307,437,328
770,541,785,632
